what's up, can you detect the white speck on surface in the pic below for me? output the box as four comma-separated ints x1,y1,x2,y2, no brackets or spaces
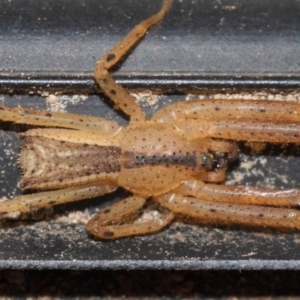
131,91,162,107
185,91,300,102
46,94,88,112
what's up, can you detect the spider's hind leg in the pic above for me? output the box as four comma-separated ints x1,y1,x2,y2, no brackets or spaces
0,105,121,136
0,183,118,215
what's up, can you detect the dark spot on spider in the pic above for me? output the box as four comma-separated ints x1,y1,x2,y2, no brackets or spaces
106,53,116,62
60,140,65,144
0,107,4,110
258,213,264,217
45,112,52,117
214,106,221,111
48,201,56,205
59,178,63,182
104,231,115,237
210,209,217,213
293,133,299,138
111,89,117,95
85,172,91,176
259,108,266,113
103,209,110,214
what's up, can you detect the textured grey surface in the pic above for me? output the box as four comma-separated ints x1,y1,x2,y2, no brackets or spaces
1,0,300,73
0,93,300,270
0,0,300,270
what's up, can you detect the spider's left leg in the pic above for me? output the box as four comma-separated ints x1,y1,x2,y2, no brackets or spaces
0,182,118,214
156,192,300,230
171,118,300,143
0,105,121,136
152,99,300,124
86,196,174,239
153,99,300,143
94,0,172,122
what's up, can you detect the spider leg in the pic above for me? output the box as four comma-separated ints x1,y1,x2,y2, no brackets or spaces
197,138,239,154
86,196,174,239
0,105,121,136
0,183,117,214
175,180,300,207
152,99,300,124
195,169,227,183
156,192,300,230
94,0,172,123
173,118,300,143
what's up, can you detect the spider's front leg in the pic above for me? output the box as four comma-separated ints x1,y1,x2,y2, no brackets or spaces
171,117,300,143
153,99,300,143
152,99,300,124
156,191,300,230
175,180,300,207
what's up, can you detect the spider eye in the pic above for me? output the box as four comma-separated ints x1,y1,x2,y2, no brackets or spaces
210,151,229,170
201,153,214,170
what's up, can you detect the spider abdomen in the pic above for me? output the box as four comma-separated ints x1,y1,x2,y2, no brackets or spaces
19,128,120,190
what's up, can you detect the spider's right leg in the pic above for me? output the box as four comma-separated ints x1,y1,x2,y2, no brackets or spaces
94,0,173,123
86,196,174,239
0,105,121,136
174,180,300,207
156,192,300,230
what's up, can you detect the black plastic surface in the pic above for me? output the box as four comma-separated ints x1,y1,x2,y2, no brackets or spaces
0,0,300,270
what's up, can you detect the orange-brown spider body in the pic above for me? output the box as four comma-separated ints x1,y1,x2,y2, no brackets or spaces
1,0,300,239
19,122,217,195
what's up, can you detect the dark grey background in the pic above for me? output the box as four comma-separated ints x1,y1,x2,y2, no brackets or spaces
1,0,299,73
